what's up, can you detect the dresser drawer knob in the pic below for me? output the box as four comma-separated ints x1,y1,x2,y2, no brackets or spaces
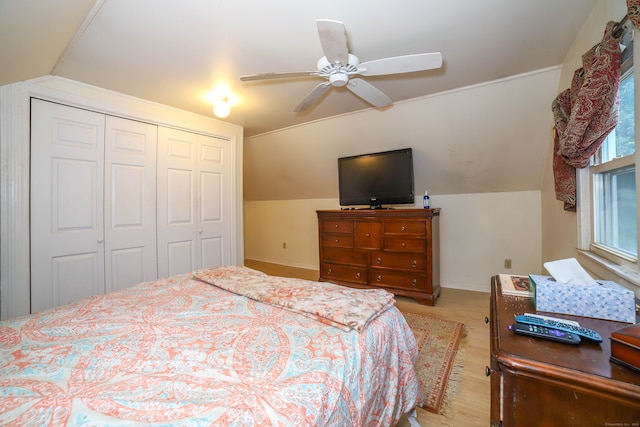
327,268,332,275
402,242,406,247
401,226,406,231
485,316,490,324
355,272,361,279
412,260,418,267
485,366,491,377
412,279,417,286
335,239,339,243
376,275,382,282
335,224,339,228
376,257,382,264
366,232,370,237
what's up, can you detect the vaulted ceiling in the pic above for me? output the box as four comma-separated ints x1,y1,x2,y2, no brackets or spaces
1,0,598,137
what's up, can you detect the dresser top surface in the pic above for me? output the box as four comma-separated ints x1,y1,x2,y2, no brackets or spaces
317,208,440,218
490,275,640,389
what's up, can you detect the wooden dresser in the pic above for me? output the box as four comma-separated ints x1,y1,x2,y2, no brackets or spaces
489,275,640,427
316,209,440,305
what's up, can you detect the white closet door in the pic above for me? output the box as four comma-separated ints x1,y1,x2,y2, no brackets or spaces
157,127,232,278
31,99,106,313
104,116,158,292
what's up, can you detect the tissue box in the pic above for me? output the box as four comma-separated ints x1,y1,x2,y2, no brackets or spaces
529,274,636,323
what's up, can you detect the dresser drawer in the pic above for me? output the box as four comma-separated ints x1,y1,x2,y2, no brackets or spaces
371,251,426,270
384,220,425,236
320,219,354,234
321,234,354,248
321,247,368,266
321,263,367,284
355,221,382,250
369,270,426,291
384,238,426,252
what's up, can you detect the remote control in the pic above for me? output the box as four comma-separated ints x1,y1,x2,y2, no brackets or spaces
515,314,602,343
523,312,580,327
510,322,581,345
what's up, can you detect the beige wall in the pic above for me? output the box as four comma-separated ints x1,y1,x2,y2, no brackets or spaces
541,0,627,270
245,191,542,293
243,65,560,293
244,4,635,293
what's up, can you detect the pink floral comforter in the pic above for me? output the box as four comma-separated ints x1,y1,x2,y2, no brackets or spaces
0,267,421,426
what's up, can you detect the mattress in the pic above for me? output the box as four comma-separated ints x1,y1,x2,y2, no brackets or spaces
0,266,421,426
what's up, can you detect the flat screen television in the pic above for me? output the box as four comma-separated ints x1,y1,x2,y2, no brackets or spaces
338,148,415,209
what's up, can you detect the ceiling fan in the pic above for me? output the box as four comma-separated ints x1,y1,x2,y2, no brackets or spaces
240,19,443,112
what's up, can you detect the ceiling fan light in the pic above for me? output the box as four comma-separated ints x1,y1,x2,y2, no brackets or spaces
329,73,349,87
213,97,231,118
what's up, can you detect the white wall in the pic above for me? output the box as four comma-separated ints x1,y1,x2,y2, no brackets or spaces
245,191,541,293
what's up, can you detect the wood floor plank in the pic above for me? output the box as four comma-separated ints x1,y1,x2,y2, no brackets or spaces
244,260,491,426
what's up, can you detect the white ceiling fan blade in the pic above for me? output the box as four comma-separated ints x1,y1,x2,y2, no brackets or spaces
317,19,349,64
359,52,443,76
240,71,318,82
294,82,332,112
347,78,392,108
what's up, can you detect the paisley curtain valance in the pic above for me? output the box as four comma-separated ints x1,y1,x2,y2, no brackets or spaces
551,21,622,211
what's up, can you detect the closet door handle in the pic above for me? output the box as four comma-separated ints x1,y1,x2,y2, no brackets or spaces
97,238,104,243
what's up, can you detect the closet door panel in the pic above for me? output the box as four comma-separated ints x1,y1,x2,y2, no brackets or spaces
53,253,101,307
201,237,224,268
157,128,198,278
31,99,105,313
104,116,158,292
198,138,231,268
167,240,195,276
157,128,232,277
111,247,145,288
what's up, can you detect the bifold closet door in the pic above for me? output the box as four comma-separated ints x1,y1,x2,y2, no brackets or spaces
30,99,158,313
157,127,232,278
31,99,106,313
104,116,158,293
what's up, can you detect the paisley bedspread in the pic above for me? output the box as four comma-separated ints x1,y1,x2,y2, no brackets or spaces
0,268,421,426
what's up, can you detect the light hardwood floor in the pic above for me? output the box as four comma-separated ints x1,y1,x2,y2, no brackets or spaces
244,260,491,427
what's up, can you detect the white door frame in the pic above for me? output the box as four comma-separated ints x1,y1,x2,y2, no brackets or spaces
0,76,243,320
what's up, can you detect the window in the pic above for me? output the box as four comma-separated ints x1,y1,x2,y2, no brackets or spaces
591,66,636,259
582,23,639,278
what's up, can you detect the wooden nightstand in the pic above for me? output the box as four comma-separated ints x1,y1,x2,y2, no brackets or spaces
488,275,640,426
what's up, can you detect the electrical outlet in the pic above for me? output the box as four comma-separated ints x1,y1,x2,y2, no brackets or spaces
504,259,512,269
283,242,286,249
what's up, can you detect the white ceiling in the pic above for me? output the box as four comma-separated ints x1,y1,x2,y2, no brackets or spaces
1,0,598,137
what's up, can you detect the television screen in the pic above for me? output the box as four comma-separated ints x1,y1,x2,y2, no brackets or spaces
338,148,415,209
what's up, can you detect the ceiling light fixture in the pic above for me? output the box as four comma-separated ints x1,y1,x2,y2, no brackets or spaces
213,96,231,118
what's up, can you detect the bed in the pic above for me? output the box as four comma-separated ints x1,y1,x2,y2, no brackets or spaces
0,266,422,426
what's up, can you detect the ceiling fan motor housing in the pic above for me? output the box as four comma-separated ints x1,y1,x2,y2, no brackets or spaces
317,54,360,86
